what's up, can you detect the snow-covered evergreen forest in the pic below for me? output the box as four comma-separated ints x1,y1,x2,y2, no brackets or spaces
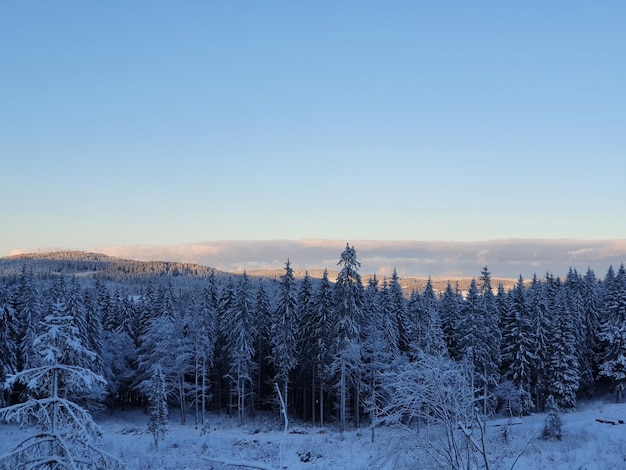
1,245,626,468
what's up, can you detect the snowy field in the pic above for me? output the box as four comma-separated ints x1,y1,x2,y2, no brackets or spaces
3,398,626,469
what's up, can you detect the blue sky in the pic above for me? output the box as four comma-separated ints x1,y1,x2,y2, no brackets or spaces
2,2,625,258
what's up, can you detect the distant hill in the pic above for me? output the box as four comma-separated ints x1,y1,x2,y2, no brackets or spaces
1,251,519,295
0,251,227,283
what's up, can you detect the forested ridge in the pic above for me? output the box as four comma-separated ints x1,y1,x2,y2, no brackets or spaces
1,245,625,440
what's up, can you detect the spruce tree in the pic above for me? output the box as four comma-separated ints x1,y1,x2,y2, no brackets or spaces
0,281,18,406
332,244,364,433
478,267,501,398
147,364,168,451
440,281,462,359
581,268,602,392
501,276,535,413
388,269,410,354
271,260,299,414
420,278,447,357
221,272,257,425
13,266,42,370
599,264,626,386
547,278,580,409
309,269,335,427
542,395,562,440
527,274,551,410
456,279,489,399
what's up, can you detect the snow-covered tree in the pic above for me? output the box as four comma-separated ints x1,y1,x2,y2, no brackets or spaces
221,272,257,425
308,268,335,427
194,282,218,426
457,279,490,403
581,268,602,393
547,278,580,409
388,269,410,354
478,266,501,400
417,278,447,357
253,282,272,411
361,277,399,440
0,297,123,469
331,244,364,433
101,329,135,413
147,364,168,451
501,276,535,413
564,268,591,396
138,307,193,424
186,294,216,427
599,264,626,386
270,260,299,414
527,274,551,410
12,266,42,370
295,271,316,422
377,279,401,361
541,395,562,441
439,281,463,359
0,281,18,406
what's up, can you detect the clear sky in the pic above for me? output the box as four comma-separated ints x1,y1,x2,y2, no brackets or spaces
2,2,625,257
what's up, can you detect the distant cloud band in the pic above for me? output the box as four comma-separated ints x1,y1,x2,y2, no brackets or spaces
93,239,626,279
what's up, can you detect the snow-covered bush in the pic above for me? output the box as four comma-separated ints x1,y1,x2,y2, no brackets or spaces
380,353,489,469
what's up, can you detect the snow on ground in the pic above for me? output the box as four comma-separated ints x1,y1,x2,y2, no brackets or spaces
2,398,626,469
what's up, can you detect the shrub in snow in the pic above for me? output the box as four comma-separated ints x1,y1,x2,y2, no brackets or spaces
380,353,490,469
542,395,562,441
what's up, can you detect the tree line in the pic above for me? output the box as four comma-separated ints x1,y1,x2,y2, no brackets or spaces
1,244,625,434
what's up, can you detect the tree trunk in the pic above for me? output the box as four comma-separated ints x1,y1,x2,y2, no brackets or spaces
340,358,346,434
311,367,316,426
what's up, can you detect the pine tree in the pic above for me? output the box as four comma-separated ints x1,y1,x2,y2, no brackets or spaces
296,271,316,422
388,269,410,354
271,260,299,414
82,287,104,377
456,279,490,401
196,282,218,426
581,268,602,392
541,395,562,440
12,266,43,370
527,274,551,410
478,267,501,399
440,281,462,359
419,278,447,357
378,279,401,361
309,269,335,427
501,276,535,413
565,268,591,395
186,295,215,427
222,272,257,425
147,364,168,451
0,281,18,406
361,277,399,439
332,244,364,433
599,264,626,386
253,282,272,412
138,305,193,424
65,277,91,372
547,278,580,409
